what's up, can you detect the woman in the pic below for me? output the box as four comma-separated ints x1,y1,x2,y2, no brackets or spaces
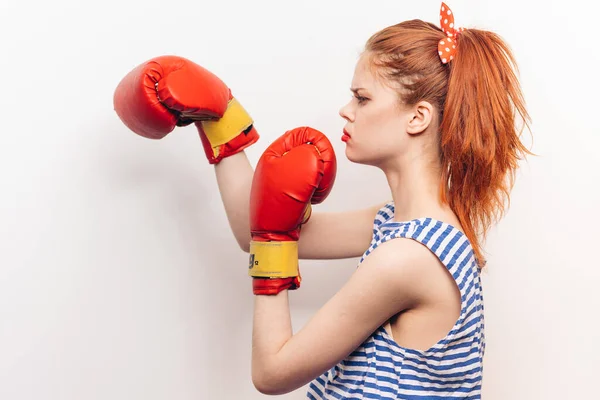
114,3,531,398
227,3,530,398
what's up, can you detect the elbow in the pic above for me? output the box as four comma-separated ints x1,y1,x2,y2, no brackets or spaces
251,364,292,396
252,376,288,396
252,377,279,396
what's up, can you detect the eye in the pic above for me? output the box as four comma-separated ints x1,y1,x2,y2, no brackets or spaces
354,94,369,104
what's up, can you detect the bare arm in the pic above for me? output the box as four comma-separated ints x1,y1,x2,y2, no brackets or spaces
251,238,431,395
214,151,254,251
214,151,385,259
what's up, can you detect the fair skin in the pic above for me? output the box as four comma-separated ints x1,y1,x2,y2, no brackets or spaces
215,151,385,259
215,54,462,395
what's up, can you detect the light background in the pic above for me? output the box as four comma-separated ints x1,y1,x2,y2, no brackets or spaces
1,0,598,398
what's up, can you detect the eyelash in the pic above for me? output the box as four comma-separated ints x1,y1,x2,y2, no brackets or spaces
354,95,369,104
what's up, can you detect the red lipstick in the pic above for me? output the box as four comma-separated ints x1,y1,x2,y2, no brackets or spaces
342,129,351,142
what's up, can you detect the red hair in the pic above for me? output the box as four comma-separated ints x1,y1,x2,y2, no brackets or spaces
365,20,532,267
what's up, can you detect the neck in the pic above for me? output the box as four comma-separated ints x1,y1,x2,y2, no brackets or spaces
381,155,447,223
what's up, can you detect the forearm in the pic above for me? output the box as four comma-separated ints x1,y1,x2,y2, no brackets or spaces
251,291,294,394
214,151,254,251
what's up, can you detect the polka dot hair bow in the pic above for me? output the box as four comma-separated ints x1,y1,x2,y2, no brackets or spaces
438,2,465,64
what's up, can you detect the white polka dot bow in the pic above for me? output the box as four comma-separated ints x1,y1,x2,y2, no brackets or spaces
438,2,465,64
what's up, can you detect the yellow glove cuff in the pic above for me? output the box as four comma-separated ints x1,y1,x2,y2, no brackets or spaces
248,241,299,278
201,97,253,146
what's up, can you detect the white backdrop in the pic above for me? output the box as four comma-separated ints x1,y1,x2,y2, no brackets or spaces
1,0,598,399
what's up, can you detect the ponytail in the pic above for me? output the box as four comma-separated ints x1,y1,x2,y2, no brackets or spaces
440,29,532,266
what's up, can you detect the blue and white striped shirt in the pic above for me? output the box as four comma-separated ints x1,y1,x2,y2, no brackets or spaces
307,202,485,399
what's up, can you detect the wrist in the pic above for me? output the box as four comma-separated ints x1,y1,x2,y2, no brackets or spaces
200,97,254,146
248,240,301,295
196,97,258,164
248,240,299,279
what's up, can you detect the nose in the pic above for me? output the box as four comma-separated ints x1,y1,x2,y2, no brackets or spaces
339,101,353,122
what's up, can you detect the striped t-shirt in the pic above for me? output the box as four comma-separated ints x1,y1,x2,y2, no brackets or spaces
307,201,485,399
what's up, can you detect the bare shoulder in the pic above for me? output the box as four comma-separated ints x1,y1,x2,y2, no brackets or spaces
364,237,442,273
359,237,452,301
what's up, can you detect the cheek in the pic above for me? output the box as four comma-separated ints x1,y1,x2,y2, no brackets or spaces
356,103,404,141
347,107,408,162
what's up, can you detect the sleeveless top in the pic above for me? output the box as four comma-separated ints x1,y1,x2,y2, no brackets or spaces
306,202,485,399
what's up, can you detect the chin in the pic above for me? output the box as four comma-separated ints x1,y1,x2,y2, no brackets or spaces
345,147,379,167
344,146,361,163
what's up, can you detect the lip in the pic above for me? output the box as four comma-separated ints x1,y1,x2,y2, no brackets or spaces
342,129,351,142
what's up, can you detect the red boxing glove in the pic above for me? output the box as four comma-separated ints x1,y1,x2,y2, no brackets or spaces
248,127,337,295
113,55,259,164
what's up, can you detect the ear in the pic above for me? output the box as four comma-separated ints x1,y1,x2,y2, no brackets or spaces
406,101,434,135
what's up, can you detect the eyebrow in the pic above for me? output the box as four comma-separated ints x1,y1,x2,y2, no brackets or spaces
350,87,366,94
